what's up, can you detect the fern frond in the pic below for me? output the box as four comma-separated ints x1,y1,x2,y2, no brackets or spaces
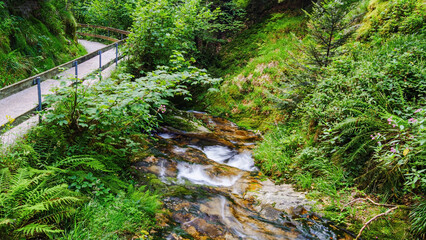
0,168,11,191
15,223,63,236
0,218,14,226
17,195,81,214
35,208,76,224
52,155,110,172
26,184,70,205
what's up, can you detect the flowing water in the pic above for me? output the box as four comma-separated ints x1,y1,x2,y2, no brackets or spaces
134,112,354,240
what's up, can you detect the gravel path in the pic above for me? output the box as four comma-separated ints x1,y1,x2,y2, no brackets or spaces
1,40,119,145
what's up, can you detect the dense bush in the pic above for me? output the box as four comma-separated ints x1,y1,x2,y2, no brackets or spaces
43,53,219,143
126,0,217,72
71,0,136,30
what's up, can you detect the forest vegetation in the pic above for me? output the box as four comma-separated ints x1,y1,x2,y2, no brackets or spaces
0,0,425,239
0,0,86,87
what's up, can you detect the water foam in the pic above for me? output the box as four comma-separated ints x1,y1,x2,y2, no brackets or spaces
177,162,240,187
227,151,257,171
158,133,175,139
193,145,257,171
173,146,187,154
203,145,236,163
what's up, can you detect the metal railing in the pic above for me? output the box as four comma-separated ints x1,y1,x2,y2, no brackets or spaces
0,25,129,131
77,23,131,42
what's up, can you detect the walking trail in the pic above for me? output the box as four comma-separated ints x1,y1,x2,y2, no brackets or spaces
1,40,119,145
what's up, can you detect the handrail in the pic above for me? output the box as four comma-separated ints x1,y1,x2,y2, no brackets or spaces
0,24,129,136
77,23,131,35
77,32,119,42
0,52,126,132
0,40,125,100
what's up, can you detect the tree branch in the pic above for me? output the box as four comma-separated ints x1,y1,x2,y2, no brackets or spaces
355,206,399,240
343,197,397,209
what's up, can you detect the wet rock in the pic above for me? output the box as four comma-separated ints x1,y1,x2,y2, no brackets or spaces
145,155,158,163
134,112,354,239
245,179,315,212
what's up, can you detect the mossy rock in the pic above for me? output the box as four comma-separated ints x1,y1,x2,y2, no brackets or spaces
162,108,211,133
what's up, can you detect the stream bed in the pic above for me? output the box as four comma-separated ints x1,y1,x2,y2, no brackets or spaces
134,112,354,240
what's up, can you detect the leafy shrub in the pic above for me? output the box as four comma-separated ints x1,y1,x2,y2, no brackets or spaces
43,53,219,144
126,0,216,72
73,0,136,30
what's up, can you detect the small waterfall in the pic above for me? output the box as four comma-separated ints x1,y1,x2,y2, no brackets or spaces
176,162,241,187
159,159,167,182
219,196,250,239
141,113,355,239
158,133,175,139
190,145,257,171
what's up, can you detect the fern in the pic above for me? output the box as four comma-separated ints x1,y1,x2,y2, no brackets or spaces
333,116,386,168
0,167,83,239
52,155,110,172
15,223,63,235
410,200,426,239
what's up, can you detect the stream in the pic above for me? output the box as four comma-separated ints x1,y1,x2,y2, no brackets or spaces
134,112,354,240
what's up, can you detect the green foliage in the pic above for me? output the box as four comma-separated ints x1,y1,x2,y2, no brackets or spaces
253,122,303,181
410,199,426,239
72,0,136,30
0,0,86,87
253,122,349,195
303,0,354,67
209,1,425,237
127,0,216,72
68,173,113,199
61,186,160,240
357,0,426,39
43,53,219,146
0,167,83,239
205,11,306,130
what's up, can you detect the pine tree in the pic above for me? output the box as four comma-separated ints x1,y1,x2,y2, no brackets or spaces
304,0,353,67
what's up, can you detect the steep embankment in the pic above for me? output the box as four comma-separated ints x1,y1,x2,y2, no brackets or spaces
0,0,86,87
205,11,307,130
206,0,425,239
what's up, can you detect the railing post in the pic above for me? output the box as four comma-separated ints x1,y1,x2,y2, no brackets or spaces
115,43,118,66
36,77,42,123
98,50,102,79
74,60,78,80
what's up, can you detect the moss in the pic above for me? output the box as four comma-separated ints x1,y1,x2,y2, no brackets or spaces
357,0,425,39
318,196,412,240
0,0,87,87
163,115,199,132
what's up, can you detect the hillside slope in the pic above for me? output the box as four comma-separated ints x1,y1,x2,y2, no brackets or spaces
0,0,86,87
205,0,425,239
205,11,307,130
